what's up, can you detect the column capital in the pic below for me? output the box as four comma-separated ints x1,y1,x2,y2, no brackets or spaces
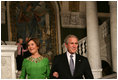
86,1,97,8
109,1,117,8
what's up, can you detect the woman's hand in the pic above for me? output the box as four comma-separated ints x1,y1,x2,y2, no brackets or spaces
53,72,59,78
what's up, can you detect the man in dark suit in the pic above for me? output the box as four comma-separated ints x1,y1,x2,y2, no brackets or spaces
50,34,94,79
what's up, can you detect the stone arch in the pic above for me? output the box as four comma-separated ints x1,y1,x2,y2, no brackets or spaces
7,1,61,57
101,57,111,66
50,1,61,54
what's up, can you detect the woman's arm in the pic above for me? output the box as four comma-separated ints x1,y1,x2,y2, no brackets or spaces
19,59,27,79
46,59,50,79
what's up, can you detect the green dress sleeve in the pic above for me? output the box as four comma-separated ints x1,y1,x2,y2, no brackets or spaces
19,59,27,79
46,58,50,79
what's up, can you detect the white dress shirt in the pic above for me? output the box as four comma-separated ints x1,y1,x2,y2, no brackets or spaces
66,51,76,67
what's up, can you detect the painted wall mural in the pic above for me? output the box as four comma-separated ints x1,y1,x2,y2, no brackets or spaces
10,1,58,61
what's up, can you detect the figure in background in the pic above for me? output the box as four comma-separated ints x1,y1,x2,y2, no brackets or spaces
20,38,50,79
50,34,94,79
22,37,31,58
16,38,28,71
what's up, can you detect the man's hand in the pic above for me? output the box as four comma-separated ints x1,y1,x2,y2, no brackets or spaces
53,72,59,78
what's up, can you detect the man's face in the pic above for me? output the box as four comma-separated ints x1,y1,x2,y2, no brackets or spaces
19,39,23,44
65,37,78,54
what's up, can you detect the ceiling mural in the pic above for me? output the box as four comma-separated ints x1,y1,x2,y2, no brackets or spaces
10,1,58,61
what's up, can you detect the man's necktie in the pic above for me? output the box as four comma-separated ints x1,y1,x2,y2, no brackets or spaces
70,54,74,76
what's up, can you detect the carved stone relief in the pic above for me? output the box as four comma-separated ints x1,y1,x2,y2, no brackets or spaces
61,12,86,28
1,57,12,79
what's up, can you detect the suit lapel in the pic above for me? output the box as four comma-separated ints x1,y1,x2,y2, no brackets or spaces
73,54,81,76
63,53,72,77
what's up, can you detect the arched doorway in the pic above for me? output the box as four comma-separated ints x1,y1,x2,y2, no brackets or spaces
102,60,113,76
8,1,61,61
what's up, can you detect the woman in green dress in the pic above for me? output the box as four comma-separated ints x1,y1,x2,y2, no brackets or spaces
20,38,50,79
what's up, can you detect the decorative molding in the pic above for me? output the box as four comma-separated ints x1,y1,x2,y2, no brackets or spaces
92,69,102,79
1,45,17,51
109,1,117,8
98,13,110,18
61,12,86,28
5,41,16,45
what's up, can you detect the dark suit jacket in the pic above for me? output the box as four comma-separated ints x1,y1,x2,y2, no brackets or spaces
50,53,94,79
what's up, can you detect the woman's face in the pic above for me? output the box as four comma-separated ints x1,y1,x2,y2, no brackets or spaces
27,40,39,55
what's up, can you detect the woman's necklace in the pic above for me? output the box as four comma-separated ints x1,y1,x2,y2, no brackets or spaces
27,56,43,63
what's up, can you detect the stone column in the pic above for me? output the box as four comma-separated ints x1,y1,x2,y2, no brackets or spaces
1,1,6,24
7,2,11,41
86,1,102,78
109,1,117,72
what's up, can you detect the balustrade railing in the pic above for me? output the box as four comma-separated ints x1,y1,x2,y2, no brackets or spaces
78,37,87,57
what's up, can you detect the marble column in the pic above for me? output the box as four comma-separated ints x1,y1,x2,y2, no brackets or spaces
1,1,6,24
86,1,102,78
109,1,117,72
7,2,11,41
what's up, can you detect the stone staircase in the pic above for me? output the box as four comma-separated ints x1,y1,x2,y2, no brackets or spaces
101,73,117,79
